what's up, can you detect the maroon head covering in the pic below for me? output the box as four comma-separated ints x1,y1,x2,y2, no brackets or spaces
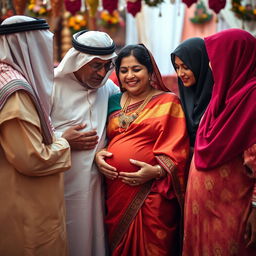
194,29,256,170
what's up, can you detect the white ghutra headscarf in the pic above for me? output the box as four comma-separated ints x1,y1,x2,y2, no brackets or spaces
0,15,54,116
55,30,117,89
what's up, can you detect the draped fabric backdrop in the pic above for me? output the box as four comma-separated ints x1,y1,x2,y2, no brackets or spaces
125,1,185,75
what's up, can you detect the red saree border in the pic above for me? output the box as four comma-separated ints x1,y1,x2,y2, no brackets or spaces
110,180,153,252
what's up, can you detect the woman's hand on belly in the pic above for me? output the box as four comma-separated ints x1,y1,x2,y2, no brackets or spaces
118,159,160,186
95,150,118,179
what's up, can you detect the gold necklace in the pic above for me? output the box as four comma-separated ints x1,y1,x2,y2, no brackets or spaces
118,92,154,131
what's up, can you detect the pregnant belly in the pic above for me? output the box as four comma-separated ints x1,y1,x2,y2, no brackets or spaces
106,138,156,173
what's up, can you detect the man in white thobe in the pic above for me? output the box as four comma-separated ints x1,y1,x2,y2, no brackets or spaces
50,30,119,256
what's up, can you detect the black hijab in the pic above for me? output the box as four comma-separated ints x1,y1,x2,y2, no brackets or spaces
171,37,213,146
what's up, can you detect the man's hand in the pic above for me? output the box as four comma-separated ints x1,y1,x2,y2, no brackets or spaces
62,124,98,150
245,207,256,248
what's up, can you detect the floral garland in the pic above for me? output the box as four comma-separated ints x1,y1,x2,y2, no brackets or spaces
99,10,124,28
66,12,87,35
28,0,49,17
190,1,213,24
144,0,164,7
231,0,256,21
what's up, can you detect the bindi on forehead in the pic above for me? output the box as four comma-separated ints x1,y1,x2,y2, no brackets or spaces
120,65,141,69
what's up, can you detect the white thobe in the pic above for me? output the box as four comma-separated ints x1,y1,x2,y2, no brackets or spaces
51,73,119,256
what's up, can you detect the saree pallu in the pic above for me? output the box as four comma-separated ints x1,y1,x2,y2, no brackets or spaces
105,92,190,255
183,156,256,256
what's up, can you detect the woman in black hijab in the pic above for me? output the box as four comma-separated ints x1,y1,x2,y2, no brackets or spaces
171,38,213,147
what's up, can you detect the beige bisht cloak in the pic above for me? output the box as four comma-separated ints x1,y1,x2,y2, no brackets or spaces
0,91,70,256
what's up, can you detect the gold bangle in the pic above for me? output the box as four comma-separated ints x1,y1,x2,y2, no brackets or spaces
155,165,166,180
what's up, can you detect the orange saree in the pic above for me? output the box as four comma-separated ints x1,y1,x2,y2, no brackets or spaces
105,92,189,255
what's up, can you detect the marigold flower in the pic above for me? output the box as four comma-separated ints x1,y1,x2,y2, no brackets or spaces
39,7,46,15
74,24,81,30
80,20,86,26
238,5,246,12
28,4,35,10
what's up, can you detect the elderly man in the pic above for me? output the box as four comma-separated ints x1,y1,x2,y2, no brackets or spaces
0,16,71,255
50,30,119,256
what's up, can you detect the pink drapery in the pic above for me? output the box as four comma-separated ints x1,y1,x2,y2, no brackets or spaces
181,4,217,41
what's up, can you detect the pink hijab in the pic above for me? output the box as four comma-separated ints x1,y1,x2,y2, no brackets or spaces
194,29,256,170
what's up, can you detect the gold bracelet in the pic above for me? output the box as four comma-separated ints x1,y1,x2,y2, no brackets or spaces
155,165,166,180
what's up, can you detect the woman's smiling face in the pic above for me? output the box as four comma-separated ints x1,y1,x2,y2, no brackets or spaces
174,56,196,87
118,55,151,96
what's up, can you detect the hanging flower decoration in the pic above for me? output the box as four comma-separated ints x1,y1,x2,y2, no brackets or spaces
99,10,124,28
28,0,49,17
66,12,87,34
231,0,256,21
64,0,81,15
102,0,118,14
190,1,213,24
144,0,164,7
208,0,226,14
127,0,142,17
182,0,197,8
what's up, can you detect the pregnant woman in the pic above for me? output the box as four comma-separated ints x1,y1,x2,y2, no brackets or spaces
95,44,189,256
